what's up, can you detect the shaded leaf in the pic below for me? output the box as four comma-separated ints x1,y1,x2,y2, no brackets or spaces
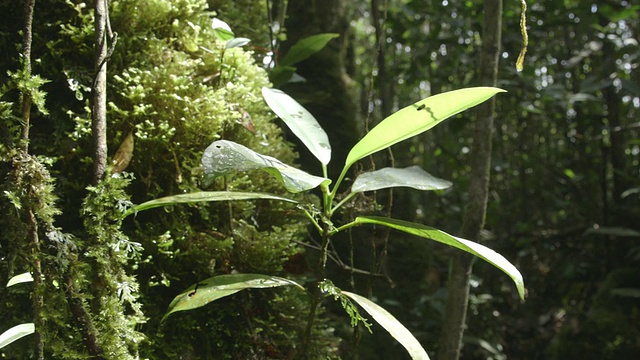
278,33,339,67
343,88,505,173
610,288,640,298
0,323,34,349
583,226,640,238
342,291,430,360
351,166,452,193
269,65,297,87
354,216,525,300
202,140,329,192
621,187,640,199
162,274,303,321
125,191,296,217
6,272,33,288
112,131,134,174
262,88,331,165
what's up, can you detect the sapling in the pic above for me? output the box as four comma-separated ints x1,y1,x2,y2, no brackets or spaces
125,86,524,359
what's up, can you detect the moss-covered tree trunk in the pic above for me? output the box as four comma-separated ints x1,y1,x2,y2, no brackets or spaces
437,0,502,359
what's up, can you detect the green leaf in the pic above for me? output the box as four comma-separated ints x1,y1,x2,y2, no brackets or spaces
268,65,298,87
162,274,303,321
226,37,251,49
351,166,452,193
343,87,505,172
610,288,640,298
354,216,525,300
0,323,35,349
278,33,340,67
341,291,430,360
262,87,331,165
6,272,33,288
125,191,296,217
583,226,640,238
202,140,329,193
211,18,234,41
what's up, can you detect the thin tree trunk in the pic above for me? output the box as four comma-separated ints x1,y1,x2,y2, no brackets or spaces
437,1,502,359
20,0,35,151
371,0,391,118
19,1,44,358
92,0,108,183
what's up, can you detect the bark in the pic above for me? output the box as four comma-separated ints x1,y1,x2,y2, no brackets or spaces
437,1,502,359
92,0,108,183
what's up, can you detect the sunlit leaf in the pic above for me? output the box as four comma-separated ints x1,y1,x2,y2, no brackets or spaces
341,291,430,360
6,272,33,288
354,216,525,300
211,18,234,41
202,140,329,192
125,191,296,217
226,37,251,49
343,87,505,174
351,166,452,193
278,33,339,67
0,323,34,349
262,88,331,165
162,274,303,321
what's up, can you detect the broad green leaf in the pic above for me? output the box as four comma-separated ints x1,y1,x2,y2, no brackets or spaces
343,87,505,172
269,65,297,87
202,140,329,193
262,88,331,165
278,33,339,67
342,291,430,360
351,166,452,193
354,216,525,300
6,272,33,287
226,37,251,49
125,191,296,217
162,274,303,321
0,323,34,349
211,18,234,41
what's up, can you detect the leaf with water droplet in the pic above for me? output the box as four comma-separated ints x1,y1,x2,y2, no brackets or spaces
202,140,330,193
262,87,332,165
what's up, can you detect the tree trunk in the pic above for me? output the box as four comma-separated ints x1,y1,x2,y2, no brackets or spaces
92,0,108,183
437,1,502,359
280,0,358,179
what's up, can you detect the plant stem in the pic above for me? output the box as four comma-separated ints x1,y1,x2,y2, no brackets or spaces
27,209,44,360
298,219,331,358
